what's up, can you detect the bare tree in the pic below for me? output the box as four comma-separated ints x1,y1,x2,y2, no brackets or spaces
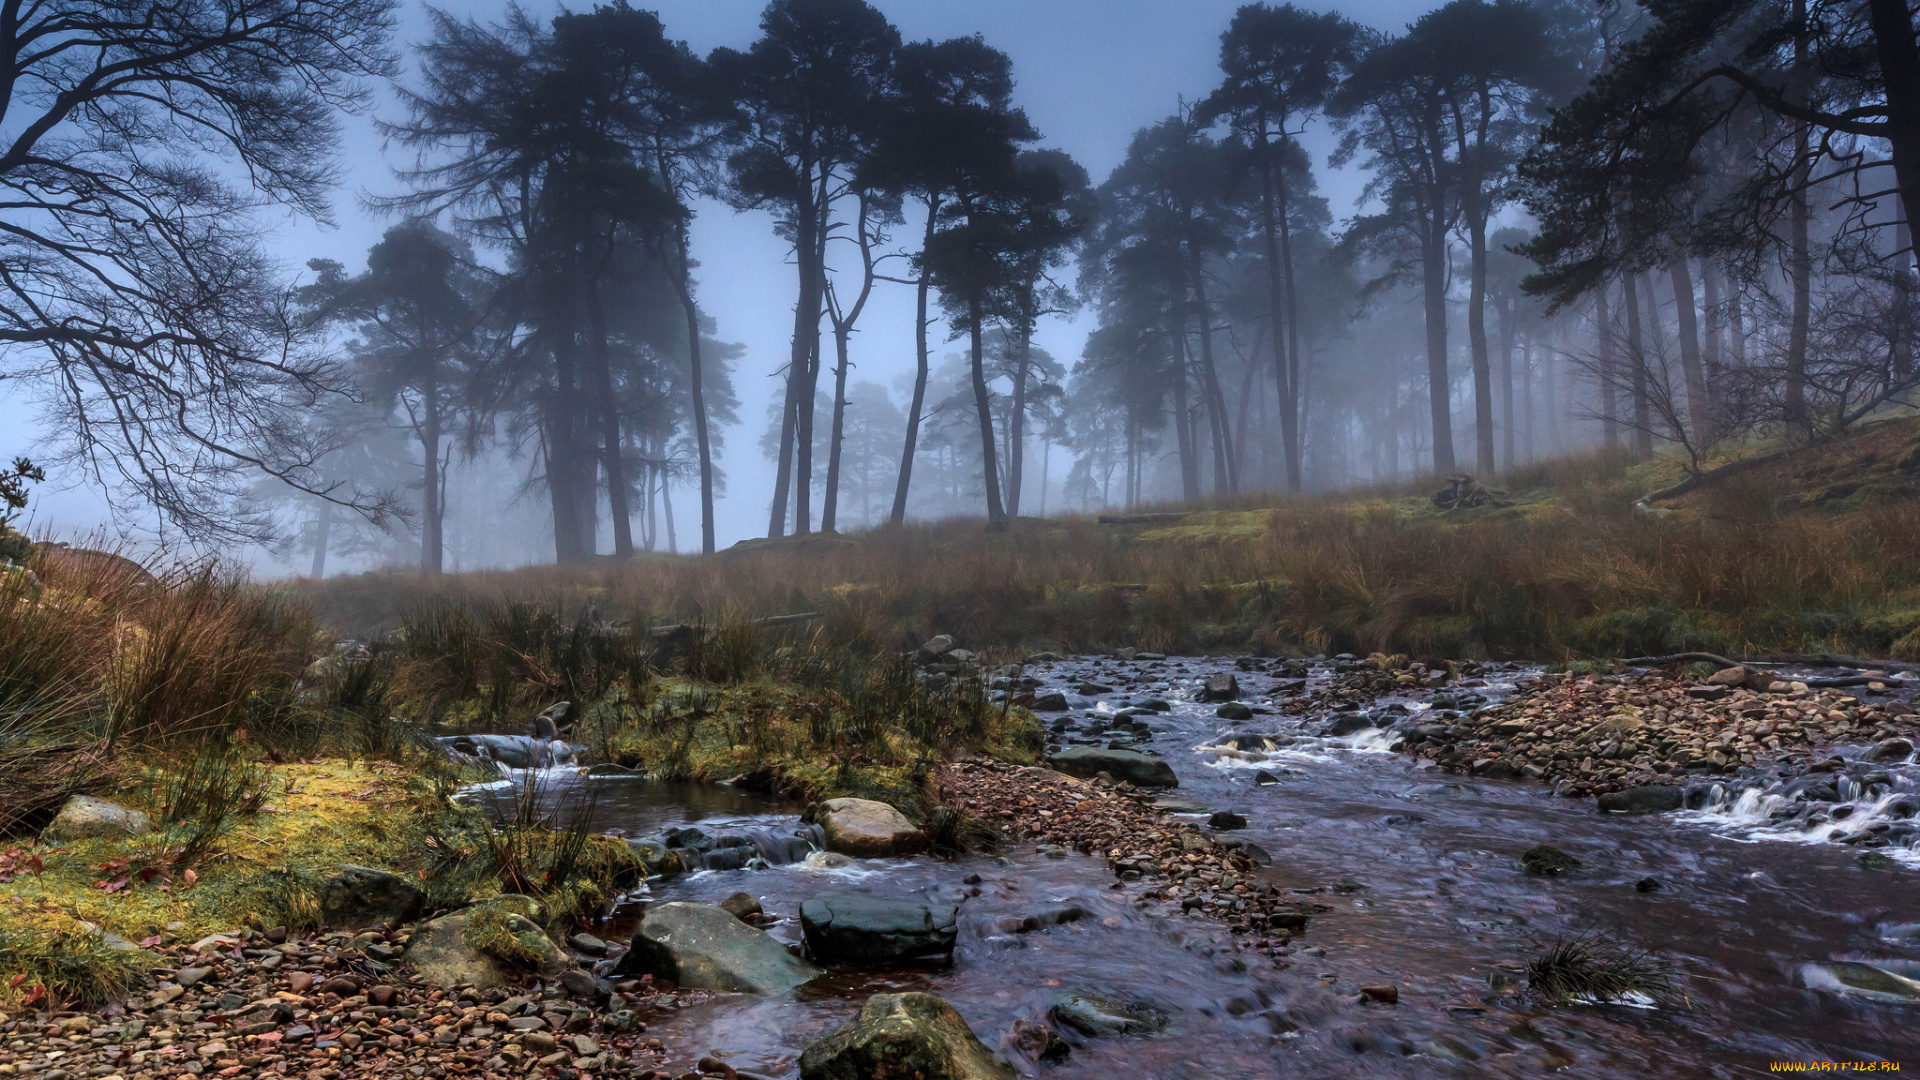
0,0,397,544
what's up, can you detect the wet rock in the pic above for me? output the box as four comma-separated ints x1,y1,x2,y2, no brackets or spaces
1874,737,1915,762
44,794,150,842
1359,985,1399,1004
1048,746,1177,787
1048,991,1167,1037
318,864,423,930
799,991,1013,1080
817,797,928,858
1596,785,1685,815
1635,876,1663,892
1078,681,1114,695
559,968,601,999
1520,844,1581,876
1216,702,1253,721
920,635,956,661
569,931,608,956
800,889,959,966
1031,692,1070,712
1008,1018,1070,1063
1801,960,1920,1003
1255,770,1281,785
1207,811,1247,830
1324,714,1375,737
615,901,823,994
720,891,763,920
1200,673,1241,703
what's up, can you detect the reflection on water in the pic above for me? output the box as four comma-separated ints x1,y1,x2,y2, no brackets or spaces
487,656,1920,1077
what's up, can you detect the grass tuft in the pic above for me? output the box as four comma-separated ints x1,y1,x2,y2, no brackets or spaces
1526,931,1683,1007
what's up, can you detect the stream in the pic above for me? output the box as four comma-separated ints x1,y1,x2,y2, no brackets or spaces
479,655,1920,1077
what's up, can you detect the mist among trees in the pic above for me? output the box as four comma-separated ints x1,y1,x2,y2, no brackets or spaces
3,0,1917,571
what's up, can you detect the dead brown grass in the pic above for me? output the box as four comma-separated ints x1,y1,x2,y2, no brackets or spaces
286,443,1920,662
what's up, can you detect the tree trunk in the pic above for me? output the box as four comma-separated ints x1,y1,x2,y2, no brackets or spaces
968,291,1007,528
1622,272,1654,458
1467,209,1495,478
1497,293,1515,471
1597,287,1620,449
1785,0,1812,434
1421,216,1455,475
1171,309,1200,500
1256,125,1303,492
546,315,586,564
309,503,332,578
1233,327,1260,485
1670,258,1710,447
821,316,852,533
1545,321,1562,453
661,464,677,554
666,235,716,555
420,350,443,577
1896,208,1915,382
890,201,938,526
1701,260,1723,430
1187,254,1236,493
1521,332,1535,462
1866,0,1920,273
587,271,632,559
1007,326,1030,516
769,173,822,538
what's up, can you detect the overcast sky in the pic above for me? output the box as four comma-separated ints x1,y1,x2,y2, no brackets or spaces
0,0,1437,566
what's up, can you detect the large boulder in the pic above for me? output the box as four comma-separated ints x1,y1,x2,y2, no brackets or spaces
1596,785,1685,815
801,889,959,966
320,865,424,930
1047,747,1178,787
614,902,822,994
817,798,927,858
44,795,150,842
799,992,1013,1080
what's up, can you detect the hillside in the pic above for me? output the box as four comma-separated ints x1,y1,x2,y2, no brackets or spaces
293,432,1920,663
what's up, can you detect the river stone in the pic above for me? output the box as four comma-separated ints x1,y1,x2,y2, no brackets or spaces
720,891,763,920
1048,746,1177,787
1324,713,1375,737
1200,672,1241,702
818,798,927,858
1519,844,1581,876
1207,811,1247,830
1596,785,1685,815
1049,991,1168,1037
920,635,956,660
798,991,1012,1080
1801,961,1920,1003
1031,692,1070,712
800,889,959,966
1216,702,1253,720
614,902,822,994
44,795,150,842
319,865,423,930
1874,738,1916,762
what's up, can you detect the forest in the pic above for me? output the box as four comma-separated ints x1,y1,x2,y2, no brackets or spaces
5,0,1914,573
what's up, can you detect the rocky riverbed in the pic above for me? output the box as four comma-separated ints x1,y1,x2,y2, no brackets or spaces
13,650,1920,1079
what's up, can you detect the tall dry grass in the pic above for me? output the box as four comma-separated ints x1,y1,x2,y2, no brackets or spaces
289,448,1920,661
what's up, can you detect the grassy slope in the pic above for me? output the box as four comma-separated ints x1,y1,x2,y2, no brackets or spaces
295,424,1920,662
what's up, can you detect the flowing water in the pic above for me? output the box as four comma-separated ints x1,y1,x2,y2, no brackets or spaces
482,656,1920,1077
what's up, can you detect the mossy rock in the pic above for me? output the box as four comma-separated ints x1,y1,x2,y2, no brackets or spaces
407,896,567,990
799,991,1013,1080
